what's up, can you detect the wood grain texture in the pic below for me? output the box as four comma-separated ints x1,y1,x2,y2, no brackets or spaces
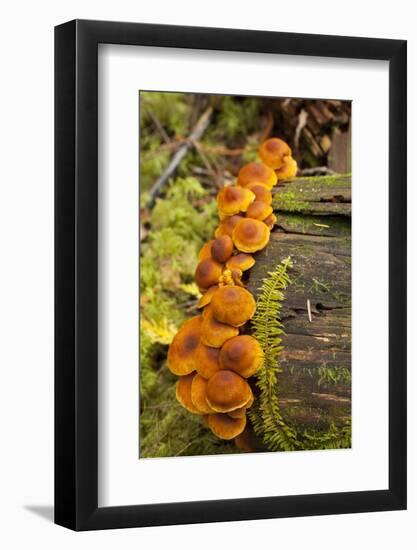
247,174,351,433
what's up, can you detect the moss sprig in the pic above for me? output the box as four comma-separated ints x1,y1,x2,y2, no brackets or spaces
249,257,299,451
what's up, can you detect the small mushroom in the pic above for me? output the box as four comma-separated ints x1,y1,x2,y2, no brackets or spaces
206,370,253,413
191,374,216,414
245,182,272,205
259,137,292,169
214,215,243,238
211,235,234,263
226,253,255,272
237,162,277,189
210,286,256,327
194,258,223,290
219,335,264,378
232,218,270,253
198,240,214,261
276,156,298,180
195,342,221,379
207,413,247,440
176,373,202,414
228,394,254,418
197,285,218,308
217,186,255,217
263,213,277,230
246,200,273,221
167,316,202,375
227,407,246,419
200,306,239,348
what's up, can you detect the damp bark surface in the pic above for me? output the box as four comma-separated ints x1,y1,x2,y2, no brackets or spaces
247,174,352,435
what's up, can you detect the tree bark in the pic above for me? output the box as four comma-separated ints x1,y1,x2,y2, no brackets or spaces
247,174,351,433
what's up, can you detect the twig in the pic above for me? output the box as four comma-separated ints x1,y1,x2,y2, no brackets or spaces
146,106,213,208
147,109,171,144
307,299,312,323
190,139,216,177
299,166,337,176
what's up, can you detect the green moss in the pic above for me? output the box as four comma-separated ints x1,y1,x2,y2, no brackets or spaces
273,191,310,213
295,173,351,187
301,420,351,450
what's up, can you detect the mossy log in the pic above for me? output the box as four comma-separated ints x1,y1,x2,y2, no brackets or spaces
247,174,351,437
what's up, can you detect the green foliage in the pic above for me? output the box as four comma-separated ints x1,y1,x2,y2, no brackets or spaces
249,259,351,452
140,373,239,458
317,366,352,387
249,257,299,451
141,91,191,136
140,92,192,191
139,175,236,457
301,420,351,450
214,96,260,140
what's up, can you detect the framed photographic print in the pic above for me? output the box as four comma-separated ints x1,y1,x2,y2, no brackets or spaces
55,20,407,530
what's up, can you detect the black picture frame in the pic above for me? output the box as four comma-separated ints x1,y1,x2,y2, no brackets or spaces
55,19,407,531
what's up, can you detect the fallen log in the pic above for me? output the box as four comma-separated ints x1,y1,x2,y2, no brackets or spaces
247,174,352,438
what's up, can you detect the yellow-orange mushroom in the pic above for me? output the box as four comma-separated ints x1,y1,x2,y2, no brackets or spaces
210,286,256,327
194,258,223,290
191,374,216,414
195,342,222,379
246,200,273,221
167,316,202,375
237,162,277,189
207,413,247,440
217,186,255,217
219,335,264,378
276,155,298,180
259,137,292,169
206,370,253,413
176,373,202,414
232,218,270,253
200,306,239,348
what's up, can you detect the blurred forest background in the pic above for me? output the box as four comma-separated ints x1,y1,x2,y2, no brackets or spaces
139,92,351,458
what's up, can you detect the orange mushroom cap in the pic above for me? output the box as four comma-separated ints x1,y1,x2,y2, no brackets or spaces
232,218,270,253
194,258,223,290
227,406,246,419
191,374,216,414
207,413,247,440
176,373,202,414
210,285,256,327
264,213,277,230
226,253,255,272
206,370,253,412
237,162,277,189
197,285,218,308
246,200,273,221
200,306,239,348
276,155,298,180
211,235,234,263
259,137,292,170
214,215,243,238
228,393,254,419
198,240,214,261
167,316,202,375
219,335,264,378
217,186,255,217
245,182,272,205
195,342,221,379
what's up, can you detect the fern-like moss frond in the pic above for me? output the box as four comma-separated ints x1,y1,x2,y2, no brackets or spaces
249,257,299,452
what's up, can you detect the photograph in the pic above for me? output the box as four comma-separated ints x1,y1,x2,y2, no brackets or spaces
139,91,352,458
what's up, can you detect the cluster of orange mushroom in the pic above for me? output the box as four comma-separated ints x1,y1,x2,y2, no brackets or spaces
167,138,297,444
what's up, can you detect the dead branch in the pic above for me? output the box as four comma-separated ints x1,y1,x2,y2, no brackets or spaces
146,107,213,208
